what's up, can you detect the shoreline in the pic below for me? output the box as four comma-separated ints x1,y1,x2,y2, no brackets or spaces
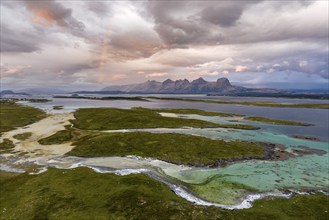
1,160,328,210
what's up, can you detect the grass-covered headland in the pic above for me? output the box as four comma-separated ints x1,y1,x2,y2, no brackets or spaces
0,101,46,134
54,95,149,102
72,108,221,130
245,116,313,126
0,168,328,220
67,132,268,166
154,108,243,117
72,107,259,130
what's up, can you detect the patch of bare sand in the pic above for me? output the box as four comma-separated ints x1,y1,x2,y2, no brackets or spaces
0,113,75,157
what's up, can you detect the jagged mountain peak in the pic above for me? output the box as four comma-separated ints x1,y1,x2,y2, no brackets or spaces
191,77,207,84
216,77,232,87
101,77,235,94
163,79,174,84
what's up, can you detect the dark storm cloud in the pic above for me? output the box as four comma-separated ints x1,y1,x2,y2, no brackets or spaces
23,0,85,32
146,1,327,48
108,31,163,60
147,1,219,47
87,1,110,16
59,63,97,76
0,0,328,90
146,1,264,48
0,0,88,53
200,2,259,27
0,24,40,53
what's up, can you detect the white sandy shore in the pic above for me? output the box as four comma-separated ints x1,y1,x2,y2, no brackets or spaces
0,113,75,157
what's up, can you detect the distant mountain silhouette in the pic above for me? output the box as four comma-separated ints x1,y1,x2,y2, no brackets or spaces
0,90,30,96
101,77,240,94
75,77,328,99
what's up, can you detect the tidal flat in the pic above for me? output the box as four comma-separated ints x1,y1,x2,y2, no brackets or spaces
0,99,328,219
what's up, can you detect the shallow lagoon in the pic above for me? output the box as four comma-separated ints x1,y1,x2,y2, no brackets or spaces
19,94,329,206
24,95,329,141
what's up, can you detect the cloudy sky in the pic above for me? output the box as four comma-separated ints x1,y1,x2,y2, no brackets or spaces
0,0,328,91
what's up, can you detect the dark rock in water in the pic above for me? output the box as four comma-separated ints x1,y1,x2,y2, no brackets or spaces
291,146,327,156
290,135,321,141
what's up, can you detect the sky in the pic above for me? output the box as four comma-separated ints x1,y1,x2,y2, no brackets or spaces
0,0,328,91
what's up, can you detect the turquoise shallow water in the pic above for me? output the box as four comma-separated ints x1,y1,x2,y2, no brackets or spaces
156,115,329,203
17,97,329,206
144,113,328,204
167,154,328,192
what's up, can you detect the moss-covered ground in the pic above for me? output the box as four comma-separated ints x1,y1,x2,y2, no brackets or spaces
38,126,101,145
71,108,222,130
38,130,74,145
53,105,64,110
72,108,259,130
153,108,243,117
245,116,312,126
0,102,46,134
0,138,15,152
12,132,32,141
67,132,267,166
0,168,327,220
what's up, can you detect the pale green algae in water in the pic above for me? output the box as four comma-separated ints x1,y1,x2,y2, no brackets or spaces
165,153,328,203
157,115,329,205
99,113,328,205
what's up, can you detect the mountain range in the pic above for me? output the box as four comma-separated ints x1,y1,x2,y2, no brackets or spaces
101,77,243,94
99,78,328,99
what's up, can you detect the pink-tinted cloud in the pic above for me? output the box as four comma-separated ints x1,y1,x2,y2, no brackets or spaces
0,64,31,77
235,65,248,72
145,72,169,78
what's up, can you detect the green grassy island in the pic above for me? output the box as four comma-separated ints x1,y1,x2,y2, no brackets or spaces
72,108,221,130
68,132,267,166
53,105,64,110
71,107,259,130
153,108,243,117
147,97,329,109
13,132,32,141
245,116,313,126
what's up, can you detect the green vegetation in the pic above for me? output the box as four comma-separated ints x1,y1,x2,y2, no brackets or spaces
147,97,329,109
0,138,15,151
72,108,222,130
245,116,313,126
54,95,149,101
38,125,102,145
68,132,266,166
0,98,50,103
53,105,64,110
0,168,328,220
191,176,258,204
154,108,243,117
38,125,101,145
38,130,73,145
13,132,32,141
72,107,257,131
214,124,260,130
27,99,51,103
0,102,46,133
